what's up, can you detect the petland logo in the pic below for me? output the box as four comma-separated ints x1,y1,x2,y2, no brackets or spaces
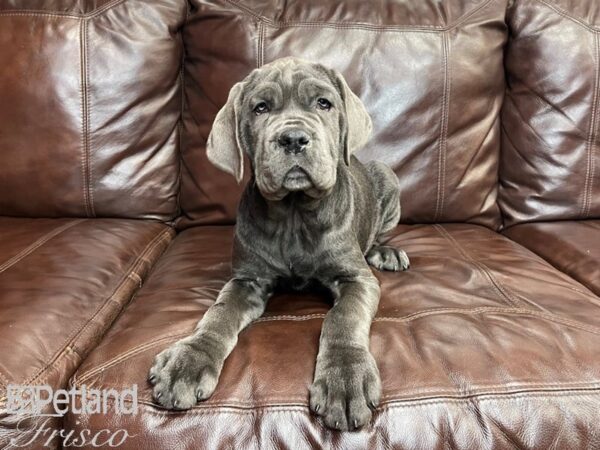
4,384,137,448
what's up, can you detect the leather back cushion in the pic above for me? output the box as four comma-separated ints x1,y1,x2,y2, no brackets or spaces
500,0,600,226
178,0,508,229
0,0,186,220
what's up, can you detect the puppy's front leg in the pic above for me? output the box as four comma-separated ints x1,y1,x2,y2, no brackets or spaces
310,271,382,431
149,278,271,409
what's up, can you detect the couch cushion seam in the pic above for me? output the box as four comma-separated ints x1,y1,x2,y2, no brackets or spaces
73,306,600,384
583,32,599,218
433,225,522,308
79,18,92,217
534,0,600,32
0,13,77,19
69,381,600,409
0,219,85,275
221,0,495,33
74,331,189,385
85,387,600,415
435,33,450,220
256,21,265,68
436,225,598,314
0,0,127,19
28,229,173,391
502,228,600,299
20,228,173,390
174,2,189,222
84,16,96,217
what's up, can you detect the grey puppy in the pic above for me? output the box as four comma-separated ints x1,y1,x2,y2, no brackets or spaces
149,57,409,431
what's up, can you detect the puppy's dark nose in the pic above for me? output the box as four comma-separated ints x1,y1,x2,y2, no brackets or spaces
278,129,310,154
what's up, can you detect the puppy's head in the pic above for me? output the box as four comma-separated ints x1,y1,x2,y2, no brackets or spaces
206,57,372,201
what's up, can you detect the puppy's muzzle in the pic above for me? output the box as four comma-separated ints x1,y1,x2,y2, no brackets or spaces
283,165,312,191
278,128,310,155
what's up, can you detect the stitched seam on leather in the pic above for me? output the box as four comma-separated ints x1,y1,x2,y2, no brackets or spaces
440,230,549,312
81,18,96,217
0,219,84,274
494,235,600,299
433,225,522,308
435,33,450,220
39,229,173,379
174,4,188,221
439,226,532,309
441,227,587,313
382,381,600,398
380,388,600,409
251,307,600,334
30,230,173,391
222,0,495,33
85,17,95,217
70,307,561,384
86,0,127,18
387,307,600,335
72,379,600,406
481,411,524,450
79,19,91,217
90,388,600,414
74,305,600,384
75,331,190,384
534,0,600,33
504,93,557,154
260,22,265,67
0,0,126,19
64,382,600,412
256,21,265,68
21,228,173,389
583,32,599,218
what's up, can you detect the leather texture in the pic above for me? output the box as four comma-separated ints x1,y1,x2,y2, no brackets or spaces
178,0,508,229
1,0,599,448
0,0,187,220
0,1,116,15
500,0,600,226
0,218,174,448
504,220,600,296
67,225,600,449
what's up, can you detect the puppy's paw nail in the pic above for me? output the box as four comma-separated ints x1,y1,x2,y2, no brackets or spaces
155,392,162,400
353,419,358,429
315,404,320,413
369,400,377,410
148,374,156,384
335,421,340,429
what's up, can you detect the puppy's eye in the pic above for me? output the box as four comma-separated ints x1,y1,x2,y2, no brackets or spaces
317,98,332,111
253,102,269,115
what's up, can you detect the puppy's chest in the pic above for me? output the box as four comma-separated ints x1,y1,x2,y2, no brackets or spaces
276,243,337,294
269,216,334,278
278,230,325,276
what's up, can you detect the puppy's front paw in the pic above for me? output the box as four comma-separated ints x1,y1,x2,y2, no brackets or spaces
309,347,381,431
148,338,223,410
366,246,410,271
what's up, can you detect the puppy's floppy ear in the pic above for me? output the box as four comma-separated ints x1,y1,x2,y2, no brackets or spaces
206,82,246,183
333,70,373,165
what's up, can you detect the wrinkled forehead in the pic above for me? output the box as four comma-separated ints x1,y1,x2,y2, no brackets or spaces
245,62,339,102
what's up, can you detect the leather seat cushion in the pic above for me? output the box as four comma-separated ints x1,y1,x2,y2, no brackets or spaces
0,218,174,447
67,224,600,449
504,220,600,296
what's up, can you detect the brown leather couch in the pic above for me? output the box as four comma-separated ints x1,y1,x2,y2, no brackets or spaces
1,0,599,449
